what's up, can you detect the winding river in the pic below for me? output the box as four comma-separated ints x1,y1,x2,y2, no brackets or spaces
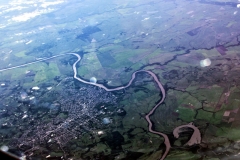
0,52,171,160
